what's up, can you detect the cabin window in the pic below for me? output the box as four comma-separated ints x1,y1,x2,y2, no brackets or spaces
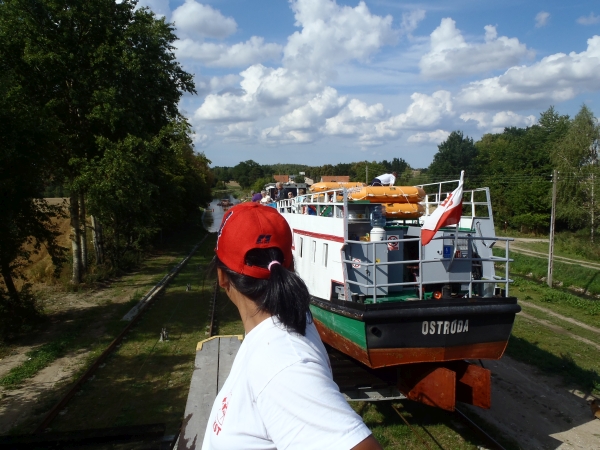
299,237,303,258
312,240,316,263
322,243,328,267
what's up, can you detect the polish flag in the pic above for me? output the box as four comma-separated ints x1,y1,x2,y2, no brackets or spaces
421,171,464,246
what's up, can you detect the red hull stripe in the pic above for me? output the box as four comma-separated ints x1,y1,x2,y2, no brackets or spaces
293,229,345,243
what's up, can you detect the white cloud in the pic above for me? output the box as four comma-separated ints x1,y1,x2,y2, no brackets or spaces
175,37,282,67
535,11,550,28
323,99,389,137
284,0,398,71
420,19,533,79
400,9,426,37
377,91,454,135
216,122,257,143
279,87,346,131
457,35,600,109
577,13,600,25
137,0,170,18
407,130,450,144
192,132,210,147
460,111,536,132
172,1,237,39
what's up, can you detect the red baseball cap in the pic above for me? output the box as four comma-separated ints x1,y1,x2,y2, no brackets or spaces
215,203,293,279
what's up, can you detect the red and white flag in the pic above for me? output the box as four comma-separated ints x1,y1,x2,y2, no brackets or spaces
421,171,464,246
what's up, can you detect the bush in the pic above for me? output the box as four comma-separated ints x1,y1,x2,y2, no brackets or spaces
0,285,44,341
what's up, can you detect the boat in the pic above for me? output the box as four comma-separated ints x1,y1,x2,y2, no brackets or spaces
274,179,520,410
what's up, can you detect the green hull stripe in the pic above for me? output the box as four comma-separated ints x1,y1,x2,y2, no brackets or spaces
310,304,367,349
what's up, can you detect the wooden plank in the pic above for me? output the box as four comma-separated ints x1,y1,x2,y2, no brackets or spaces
217,336,242,392
178,338,220,450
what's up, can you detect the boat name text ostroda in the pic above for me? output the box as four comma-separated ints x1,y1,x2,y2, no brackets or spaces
422,320,469,335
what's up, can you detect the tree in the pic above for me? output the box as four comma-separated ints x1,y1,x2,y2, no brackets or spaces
428,131,479,184
476,107,570,233
551,105,600,239
0,0,195,283
0,68,65,326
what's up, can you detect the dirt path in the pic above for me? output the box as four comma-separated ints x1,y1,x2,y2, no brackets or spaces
0,251,181,435
464,295,600,449
510,241,600,271
520,300,600,335
465,355,600,449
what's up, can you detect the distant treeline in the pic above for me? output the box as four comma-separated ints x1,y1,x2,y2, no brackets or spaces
213,106,600,237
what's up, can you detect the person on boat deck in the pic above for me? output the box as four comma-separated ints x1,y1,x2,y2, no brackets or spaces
370,171,397,186
259,190,272,204
203,203,382,450
274,182,286,201
251,190,262,202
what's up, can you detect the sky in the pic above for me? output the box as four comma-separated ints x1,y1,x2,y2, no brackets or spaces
137,0,600,169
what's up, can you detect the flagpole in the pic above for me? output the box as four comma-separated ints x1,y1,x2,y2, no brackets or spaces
448,171,464,269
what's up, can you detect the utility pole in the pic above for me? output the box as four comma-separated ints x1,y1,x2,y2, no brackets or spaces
548,170,557,288
365,161,368,184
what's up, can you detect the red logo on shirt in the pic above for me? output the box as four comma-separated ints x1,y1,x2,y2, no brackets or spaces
212,393,231,435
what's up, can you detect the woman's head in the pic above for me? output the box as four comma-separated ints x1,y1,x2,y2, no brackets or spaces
213,203,311,334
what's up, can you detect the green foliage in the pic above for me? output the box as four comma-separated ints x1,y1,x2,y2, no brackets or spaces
0,329,76,387
428,131,479,183
0,286,44,341
251,176,275,194
539,290,600,315
551,105,600,231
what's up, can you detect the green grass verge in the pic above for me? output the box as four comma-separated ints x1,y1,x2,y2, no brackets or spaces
48,234,217,435
510,277,600,329
1,333,77,388
507,315,600,396
496,248,600,295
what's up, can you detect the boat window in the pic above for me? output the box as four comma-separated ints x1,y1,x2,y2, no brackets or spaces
322,243,328,267
312,240,316,263
299,237,303,258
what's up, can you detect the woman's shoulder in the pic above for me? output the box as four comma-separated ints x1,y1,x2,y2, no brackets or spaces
243,320,327,383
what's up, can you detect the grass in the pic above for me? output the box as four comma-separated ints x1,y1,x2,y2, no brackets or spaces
506,277,600,396
507,317,600,396
48,234,217,435
496,247,600,295
510,277,600,328
1,333,77,387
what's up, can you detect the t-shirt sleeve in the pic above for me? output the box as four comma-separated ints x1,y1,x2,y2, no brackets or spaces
255,360,372,450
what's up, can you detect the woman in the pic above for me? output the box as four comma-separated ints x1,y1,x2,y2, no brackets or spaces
203,203,381,450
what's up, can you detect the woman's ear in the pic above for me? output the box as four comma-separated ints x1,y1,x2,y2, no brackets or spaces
217,267,229,290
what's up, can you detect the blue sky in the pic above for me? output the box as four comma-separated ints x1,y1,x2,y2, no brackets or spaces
138,0,600,169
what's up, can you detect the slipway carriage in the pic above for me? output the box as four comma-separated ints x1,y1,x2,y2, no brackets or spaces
272,178,520,411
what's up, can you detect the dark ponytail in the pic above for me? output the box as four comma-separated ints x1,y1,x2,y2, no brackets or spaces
211,248,312,335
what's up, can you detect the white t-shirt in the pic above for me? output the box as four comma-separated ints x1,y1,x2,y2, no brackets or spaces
201,318,371,450
376,173,396,186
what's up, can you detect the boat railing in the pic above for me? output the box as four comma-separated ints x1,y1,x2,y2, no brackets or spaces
421,187,493,220
276,187,349,215
342,235,513,302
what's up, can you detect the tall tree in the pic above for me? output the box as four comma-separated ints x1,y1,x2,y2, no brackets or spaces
0,0,195,283
428,131,479,184
551,105,600,239
0,69,65,304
